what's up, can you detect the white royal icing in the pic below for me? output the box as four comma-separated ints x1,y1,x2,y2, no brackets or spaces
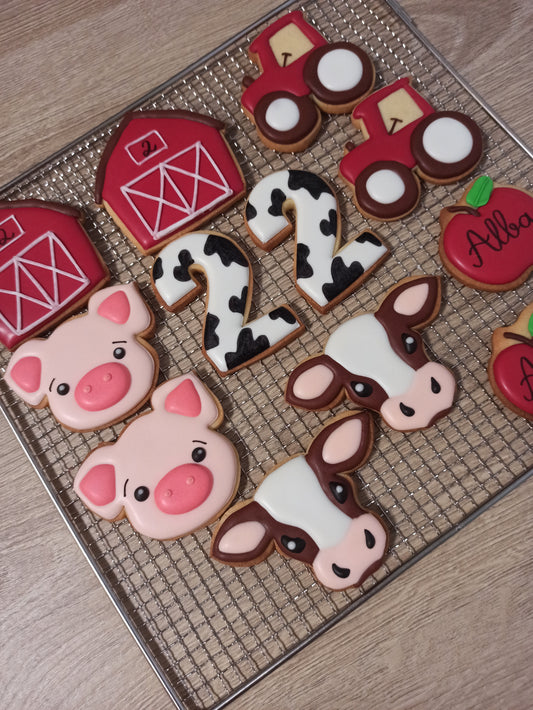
421,117,473,164
365,169,406,204
316,48,364,93
255,457,351,549
265,98,301,132
324,313,415,397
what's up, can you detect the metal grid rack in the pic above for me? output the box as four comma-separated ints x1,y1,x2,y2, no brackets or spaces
1,0,531,708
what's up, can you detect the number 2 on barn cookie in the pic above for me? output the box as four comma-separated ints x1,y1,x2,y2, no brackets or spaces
245,169,389,313
151,231,304,376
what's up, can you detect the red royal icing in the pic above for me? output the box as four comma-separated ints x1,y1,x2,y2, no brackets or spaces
441,185,533,287
0,201,108,350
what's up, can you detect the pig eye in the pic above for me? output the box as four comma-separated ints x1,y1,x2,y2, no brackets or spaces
192,447,206,462
280,535,306,554
350,381,372,397
113,347,126,359
134,486,150,502
401,333,417,355
57,383,70,396
329,481,348,504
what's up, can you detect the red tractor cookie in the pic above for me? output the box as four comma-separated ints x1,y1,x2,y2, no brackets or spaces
339,77,483,221
241,11,375,152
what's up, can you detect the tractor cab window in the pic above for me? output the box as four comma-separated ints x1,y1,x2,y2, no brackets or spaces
268,23,314,67
378,88,424,135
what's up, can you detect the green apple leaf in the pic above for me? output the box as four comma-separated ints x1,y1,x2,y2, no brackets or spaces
528,311,533,338
466,176,493,208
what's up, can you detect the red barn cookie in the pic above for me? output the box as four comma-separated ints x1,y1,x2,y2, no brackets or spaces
241,10,375,152
95,110,246,254
0,200,108,350
488,303,533,421
439,176,533,291
339,77,483,221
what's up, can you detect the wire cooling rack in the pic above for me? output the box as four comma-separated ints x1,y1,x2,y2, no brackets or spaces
1,1,531,708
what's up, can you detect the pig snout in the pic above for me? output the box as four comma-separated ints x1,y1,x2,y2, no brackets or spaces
312,513,387,590
379,361,456,431
74,362,132,411
154,464,213,515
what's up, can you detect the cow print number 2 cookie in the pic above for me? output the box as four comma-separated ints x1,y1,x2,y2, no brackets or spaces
151,231,304,376
245,169,388,313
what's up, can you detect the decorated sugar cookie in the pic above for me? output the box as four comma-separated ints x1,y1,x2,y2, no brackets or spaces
439,176,533,291
5,283,158,432
211,412,388,591
95,110,246,254
74,373,240,539
488,303,533,421
244,169,389,312
285,275,456,431
0,200,108,350
151,231,304,376
339,77,483,221
241,10,375,152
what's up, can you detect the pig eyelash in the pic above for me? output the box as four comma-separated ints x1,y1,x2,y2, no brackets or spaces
49,377,70,396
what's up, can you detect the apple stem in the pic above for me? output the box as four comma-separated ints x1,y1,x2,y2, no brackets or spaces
503,332,532,346
446,205,481,216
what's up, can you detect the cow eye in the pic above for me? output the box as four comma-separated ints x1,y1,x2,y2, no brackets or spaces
191,447,206,462
57,383,70,396
134,486,150,502
113,346,126,359
401,333,417,354
350,381,373,397
329,481,348,504
281,535,306,554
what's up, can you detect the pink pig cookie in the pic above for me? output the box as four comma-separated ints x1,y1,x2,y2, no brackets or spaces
74,373,240,540
5,283,158,431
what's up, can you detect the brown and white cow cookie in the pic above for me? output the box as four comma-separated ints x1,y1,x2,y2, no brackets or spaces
285,275,456,431
211,411,388,591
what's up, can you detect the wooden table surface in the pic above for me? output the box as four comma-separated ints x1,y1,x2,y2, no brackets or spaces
1,1,531,708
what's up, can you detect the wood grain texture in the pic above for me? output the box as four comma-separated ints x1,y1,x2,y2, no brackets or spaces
0,1,531,709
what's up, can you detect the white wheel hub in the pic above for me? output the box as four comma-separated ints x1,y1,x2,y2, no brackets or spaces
366,169,406,204
264,98,300,132
316,49,363,92
422,117,473,163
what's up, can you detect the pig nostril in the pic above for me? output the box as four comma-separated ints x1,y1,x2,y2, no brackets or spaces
399,402,415,417
103,372,112,383
431,376,441,394
83,385,92,394
186,476,195,486
332,563,350,579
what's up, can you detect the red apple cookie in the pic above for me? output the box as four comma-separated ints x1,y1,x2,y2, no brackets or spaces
488,303,533,421
439,176,533,291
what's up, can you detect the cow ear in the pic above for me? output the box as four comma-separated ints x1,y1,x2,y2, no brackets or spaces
377,276,440,327
307,412,374,475
4,340,48,407
90,283,154,334
211,503,273,564
285,356,343,410
152,373,222,425
74,451,124,522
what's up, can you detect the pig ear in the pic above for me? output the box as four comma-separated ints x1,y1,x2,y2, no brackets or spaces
211,502,273,565
285,356,343,410
307,412,374,475
89,283,153,333
4,340,48,407
74,450,124,522
152,373,221,425
377,276,440,327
